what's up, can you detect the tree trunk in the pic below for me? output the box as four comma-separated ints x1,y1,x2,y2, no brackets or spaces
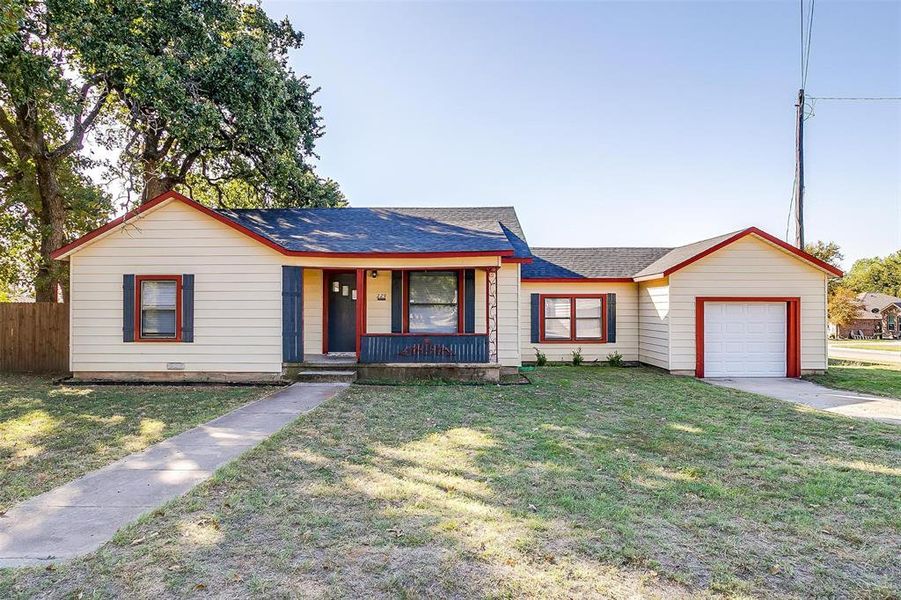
34,157,66,302
141,160,171,203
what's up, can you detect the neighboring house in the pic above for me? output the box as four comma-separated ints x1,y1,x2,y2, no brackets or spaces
830,292,901,339
52,191,842,381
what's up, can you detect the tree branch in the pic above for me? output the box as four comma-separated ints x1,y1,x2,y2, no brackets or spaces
50,88,110,161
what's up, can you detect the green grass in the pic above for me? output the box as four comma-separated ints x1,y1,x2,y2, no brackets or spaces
0,375,272,512
2,367,899,598
806,360,901,399
830,339,901,351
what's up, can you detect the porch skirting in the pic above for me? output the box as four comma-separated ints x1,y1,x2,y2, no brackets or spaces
356,363,500,383
359,334,489,364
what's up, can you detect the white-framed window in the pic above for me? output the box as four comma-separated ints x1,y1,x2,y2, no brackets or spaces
137,276,181,341
407,271,458,334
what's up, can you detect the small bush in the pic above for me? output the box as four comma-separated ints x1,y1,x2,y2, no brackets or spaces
534,347,547,366
607,351,624,367
571,348,583,366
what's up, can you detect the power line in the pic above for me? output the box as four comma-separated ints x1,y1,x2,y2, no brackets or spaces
802,0,816,88
807,96,901,101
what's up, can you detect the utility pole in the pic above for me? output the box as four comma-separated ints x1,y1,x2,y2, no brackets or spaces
794,88,805,248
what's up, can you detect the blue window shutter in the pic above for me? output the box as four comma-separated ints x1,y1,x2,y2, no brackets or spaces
464,269,475,333
282,266,303,362
391,271,403,333
607,293,617,343
181,274,194,342
123,274,135,342
530,293,540,343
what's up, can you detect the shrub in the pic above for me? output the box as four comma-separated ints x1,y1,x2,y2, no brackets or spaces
571,348,583,366
534,347,547,366
607,351,624,367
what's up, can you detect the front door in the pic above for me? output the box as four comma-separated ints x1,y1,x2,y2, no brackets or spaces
327,272,357,353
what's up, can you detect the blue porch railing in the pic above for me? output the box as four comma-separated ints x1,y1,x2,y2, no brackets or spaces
359,334,489,364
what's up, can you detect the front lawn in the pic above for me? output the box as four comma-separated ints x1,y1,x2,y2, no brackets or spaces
2,367,899,598
806,360,901,399
0,375,273,512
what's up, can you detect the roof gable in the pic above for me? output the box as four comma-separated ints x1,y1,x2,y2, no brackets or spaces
633,227,843,279
52,192,531,260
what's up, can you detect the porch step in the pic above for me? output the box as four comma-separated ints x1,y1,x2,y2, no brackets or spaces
294,370,357,383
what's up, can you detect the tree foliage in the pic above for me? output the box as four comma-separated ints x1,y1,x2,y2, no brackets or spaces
54,0,344,207
844,252,901,297
804,241,844,268
0,0,342,300
0,0,113,300
828,286,864,332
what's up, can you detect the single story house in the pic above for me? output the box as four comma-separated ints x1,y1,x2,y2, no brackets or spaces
830,292,901,339
52,191,842,381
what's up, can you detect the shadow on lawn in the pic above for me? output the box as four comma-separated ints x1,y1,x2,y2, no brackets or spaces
5,368,899,598
0,375,257,511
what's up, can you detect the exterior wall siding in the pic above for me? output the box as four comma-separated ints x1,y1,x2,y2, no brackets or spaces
668,235,829,374
520,281,639,363
638,278,670,369
497,263,521,366
70,200,285,374
365,270,392,334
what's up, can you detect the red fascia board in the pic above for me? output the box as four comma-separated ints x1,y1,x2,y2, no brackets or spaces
661,227,844,278
52,190,517,260
501,256,533,264
522,277,634,283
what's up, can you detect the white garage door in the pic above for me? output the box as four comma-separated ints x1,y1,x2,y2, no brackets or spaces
704,302,786,377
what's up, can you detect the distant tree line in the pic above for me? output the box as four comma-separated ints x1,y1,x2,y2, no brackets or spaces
805,241,901,331
1,0,344,301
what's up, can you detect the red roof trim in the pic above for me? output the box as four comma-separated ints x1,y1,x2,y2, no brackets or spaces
51,191,515,260
660,227,844,278
522,277,634,283
501,256,533,264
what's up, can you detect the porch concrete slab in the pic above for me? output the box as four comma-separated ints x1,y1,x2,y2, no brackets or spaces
708,378,901,425
0,383,345,567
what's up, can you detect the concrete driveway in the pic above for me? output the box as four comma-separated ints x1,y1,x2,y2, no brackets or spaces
708,378,901,425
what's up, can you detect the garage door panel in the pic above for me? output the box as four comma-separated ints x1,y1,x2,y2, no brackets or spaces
704,302,786,377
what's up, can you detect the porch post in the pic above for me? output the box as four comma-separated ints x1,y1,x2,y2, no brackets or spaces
355,268,365,359
486,266,499,363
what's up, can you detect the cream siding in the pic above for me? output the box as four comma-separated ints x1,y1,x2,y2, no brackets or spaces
520,281,638,363
638,278,670,369
667,235,829,374
70,200,284,375
365,270,392,334
497,263,521,366
302,268,324,357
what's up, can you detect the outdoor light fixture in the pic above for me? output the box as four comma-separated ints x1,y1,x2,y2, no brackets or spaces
332,281,340,293
371,270,378,279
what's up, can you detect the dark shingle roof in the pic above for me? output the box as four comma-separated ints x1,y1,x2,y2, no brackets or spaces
216,207,531,257
632,230,741,278
523,247,673,279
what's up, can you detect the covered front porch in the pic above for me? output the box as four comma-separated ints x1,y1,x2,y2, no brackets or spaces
283,264,504,368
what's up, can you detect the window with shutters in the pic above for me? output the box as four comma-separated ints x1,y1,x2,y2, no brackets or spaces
407,270,459,334
540,294,606,342
136,275,182,341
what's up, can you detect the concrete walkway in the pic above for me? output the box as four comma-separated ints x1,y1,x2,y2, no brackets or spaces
708,378,901,425
0,383,345,567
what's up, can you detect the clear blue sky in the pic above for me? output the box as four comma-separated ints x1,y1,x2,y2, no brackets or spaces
263,0,900,269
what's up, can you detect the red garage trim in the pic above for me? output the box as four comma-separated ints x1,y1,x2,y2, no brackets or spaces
134,275,183,343
695,297,801,379
52,191,516,260
661,228,843,278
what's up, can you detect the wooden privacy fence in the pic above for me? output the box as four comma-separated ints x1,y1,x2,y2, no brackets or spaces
0,303,69,373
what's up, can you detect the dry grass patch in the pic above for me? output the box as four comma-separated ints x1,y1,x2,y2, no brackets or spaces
0,374,273,511
2,367,899,598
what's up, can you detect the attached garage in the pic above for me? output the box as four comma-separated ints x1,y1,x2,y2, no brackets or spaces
698,299,797,378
